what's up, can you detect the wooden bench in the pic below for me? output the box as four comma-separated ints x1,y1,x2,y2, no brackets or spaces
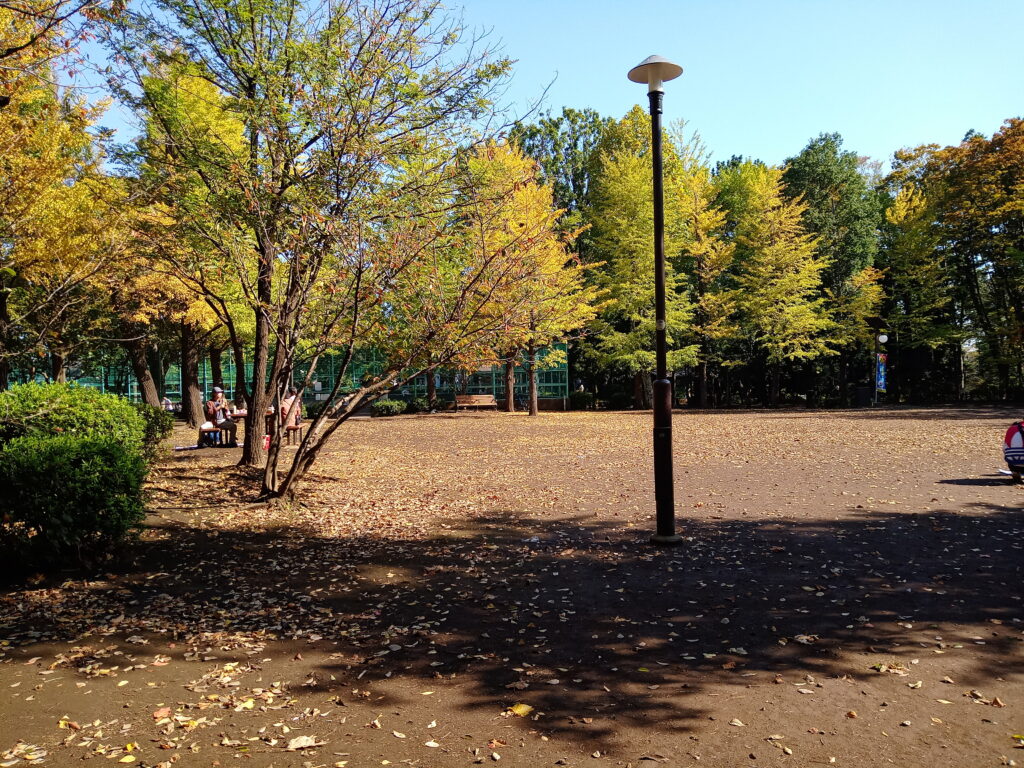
284,424,305,445
198,425,229,447
455,394,497,410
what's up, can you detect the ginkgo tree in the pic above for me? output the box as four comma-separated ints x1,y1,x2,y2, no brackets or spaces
731,162,833,405
676,165,736,408
464,142,603,415
585,107,696,408
0,20,116,387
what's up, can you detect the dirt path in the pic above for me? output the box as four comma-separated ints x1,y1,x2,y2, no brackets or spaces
1,408,1022,768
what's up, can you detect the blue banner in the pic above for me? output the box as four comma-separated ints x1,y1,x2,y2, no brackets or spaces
876,353,887,393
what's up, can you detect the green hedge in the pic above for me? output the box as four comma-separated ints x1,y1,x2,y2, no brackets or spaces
0,383,155,571
0,435,148,566
0,382,146,454
370,398,407,417
132,402,174,459
405,396,430,414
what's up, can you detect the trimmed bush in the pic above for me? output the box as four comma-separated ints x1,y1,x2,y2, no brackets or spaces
370,398,407,417
0,435,148,566
569,390,595,410
132,402,174,459
405,396,430,414
0,382,146,454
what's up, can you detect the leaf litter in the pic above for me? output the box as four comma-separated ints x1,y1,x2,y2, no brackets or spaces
0,410,1022,767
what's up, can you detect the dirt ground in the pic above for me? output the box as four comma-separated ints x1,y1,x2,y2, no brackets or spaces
2,407,1023,768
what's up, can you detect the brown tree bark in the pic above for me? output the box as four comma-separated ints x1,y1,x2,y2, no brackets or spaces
768,365,782,407
124,338,161,407
527,344,538,416
50,353,66,383
209,345,225,391
504,355,516,412
696,360,708,408
426,369,437,405
180,323,204,428
240,236,273,468
633,373,653,409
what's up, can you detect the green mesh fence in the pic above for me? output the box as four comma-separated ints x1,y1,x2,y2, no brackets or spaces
14,343,569,407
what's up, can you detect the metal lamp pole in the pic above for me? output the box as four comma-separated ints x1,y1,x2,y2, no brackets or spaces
628,55,683,546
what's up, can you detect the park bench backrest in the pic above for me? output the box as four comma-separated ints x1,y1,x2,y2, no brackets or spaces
456,394,496,406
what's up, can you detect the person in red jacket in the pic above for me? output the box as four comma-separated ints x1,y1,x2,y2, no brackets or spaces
205,387,238,447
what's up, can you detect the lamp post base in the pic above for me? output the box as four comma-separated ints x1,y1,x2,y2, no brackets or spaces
650,533,683,546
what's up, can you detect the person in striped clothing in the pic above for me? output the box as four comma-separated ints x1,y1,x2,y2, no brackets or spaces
1003,422,1024,481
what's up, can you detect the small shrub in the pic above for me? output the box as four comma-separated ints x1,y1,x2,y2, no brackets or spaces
0,435,148,567
605,390,634,410
0,382,146,455
405,396,430,414
370,398,407,417
569,390,595,410
132,402,174,459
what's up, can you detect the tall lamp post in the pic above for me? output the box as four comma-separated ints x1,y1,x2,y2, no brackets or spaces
628,55,683,546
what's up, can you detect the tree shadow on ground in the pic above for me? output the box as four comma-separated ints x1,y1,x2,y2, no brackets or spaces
2,499,1022,756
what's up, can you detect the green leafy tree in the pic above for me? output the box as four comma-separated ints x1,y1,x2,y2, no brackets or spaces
510,107,612,243
586,108,695,407
733,163,833,404
109,0,527,498
677,166,736,407
782,133,883,402
877,182,955,400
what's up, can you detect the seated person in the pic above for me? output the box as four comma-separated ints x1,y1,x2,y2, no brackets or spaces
1004,422,1024,481
280,387,302,427
205,387,238,447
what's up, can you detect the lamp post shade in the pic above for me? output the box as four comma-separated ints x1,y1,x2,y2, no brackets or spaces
627,55,683,93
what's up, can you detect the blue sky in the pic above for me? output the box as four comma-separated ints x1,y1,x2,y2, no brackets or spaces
456,0,1024,166
88,0,1023,168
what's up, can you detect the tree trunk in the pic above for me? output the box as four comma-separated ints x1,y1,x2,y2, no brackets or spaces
527,344,538,416
240,239,273,468
696,360,708,408
633,372,653,409
769,365,781,407
50,353,66,383
124,338,161,407
209,345,225,392
954,340,964,401
180,323,204,429
147,344,165,398
427,369,437,405
229,341,248,407
838,352,849,407
504,356,516,412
